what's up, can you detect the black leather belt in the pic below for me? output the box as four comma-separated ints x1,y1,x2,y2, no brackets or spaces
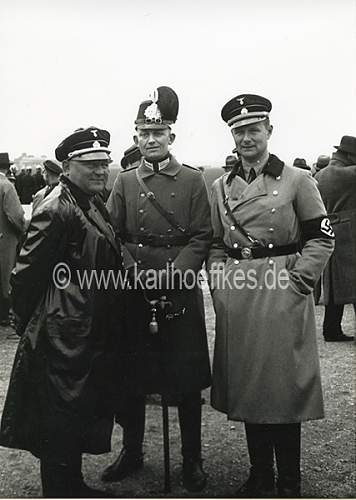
224,242,298,260
123,233,190,247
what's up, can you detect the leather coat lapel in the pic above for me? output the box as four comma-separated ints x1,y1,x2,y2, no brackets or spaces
87,200,119,253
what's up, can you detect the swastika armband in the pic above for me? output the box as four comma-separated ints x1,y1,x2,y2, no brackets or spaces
300,216,335,241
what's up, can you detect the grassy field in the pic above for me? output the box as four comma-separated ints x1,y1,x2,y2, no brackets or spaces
0,288,354,498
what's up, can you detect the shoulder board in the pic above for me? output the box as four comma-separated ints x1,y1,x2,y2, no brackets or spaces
182,163,199,171
121,165,139,173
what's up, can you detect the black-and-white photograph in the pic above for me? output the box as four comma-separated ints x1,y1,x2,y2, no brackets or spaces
0,0,355,497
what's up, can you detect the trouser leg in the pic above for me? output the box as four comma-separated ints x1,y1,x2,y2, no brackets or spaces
40,421,82,498
178,392,207,492
120,394,146,453
323,303,344,337
0,293,10,321
273,423,301,496
178,392,202,459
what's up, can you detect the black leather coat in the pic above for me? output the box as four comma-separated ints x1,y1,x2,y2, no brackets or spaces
0,176,125,457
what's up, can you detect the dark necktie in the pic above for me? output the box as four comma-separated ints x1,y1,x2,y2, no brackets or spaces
248,168,256,184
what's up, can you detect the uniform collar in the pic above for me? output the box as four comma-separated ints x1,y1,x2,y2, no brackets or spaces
138,155,182,179
144,156,170,172
262,153,285,177
227,153,284,185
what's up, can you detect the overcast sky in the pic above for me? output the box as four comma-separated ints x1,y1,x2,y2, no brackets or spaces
1,0,355,167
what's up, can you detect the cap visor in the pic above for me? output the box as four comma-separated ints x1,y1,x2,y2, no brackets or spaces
135,123,171,130
231,116,268,130
72,151,112,162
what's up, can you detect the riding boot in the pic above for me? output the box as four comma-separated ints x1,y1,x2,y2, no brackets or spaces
101,394,145,482
237,424,275,498
274,423,301,498
178,392,207,492
40,460,74,498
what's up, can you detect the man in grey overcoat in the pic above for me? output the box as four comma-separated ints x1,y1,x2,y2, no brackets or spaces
105,86,212,492
208,94,335,497
316,135,356,341
0,152,25,325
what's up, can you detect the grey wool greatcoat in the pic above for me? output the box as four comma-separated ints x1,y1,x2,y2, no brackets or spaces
0,173,25,300
316,155,356,304
0,176,125,457
207,154,334,424
107,156,212,396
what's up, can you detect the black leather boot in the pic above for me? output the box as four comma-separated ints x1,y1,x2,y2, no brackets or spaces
102,395,145,482
238,424,276,498
179,392,207,492
71,454,113,497
40,461,73,498
236,468,275,498
277,478,301,498
101,447,144,482
274,423,301,498
182,456,207,492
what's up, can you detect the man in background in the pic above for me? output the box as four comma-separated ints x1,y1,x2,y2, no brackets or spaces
316,136,356,341
0,153,25,326
222,155,238,172
32,159,62,214
293,158,311,171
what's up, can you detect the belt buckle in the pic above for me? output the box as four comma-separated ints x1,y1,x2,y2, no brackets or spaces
241,247,252,259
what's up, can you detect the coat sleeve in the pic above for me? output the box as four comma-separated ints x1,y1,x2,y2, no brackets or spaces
3,183,25,236
289,172,335,294
10,205,67,332
206,179,227,290
106,173,136,271
172,172,213,274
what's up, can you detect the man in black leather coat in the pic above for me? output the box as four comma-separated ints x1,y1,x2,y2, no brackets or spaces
0,127,125,498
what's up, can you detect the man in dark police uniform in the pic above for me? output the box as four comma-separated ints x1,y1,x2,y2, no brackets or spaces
105,86,212,492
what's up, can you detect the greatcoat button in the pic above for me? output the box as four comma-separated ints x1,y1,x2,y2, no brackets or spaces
269,228,274,232
139,209,144,214
271,208,276,213
276,176,281,180
140,193,145,197
234,259,239,265
268,243,274,249
138,243,143,248
273,190,278,196
233,243,238,248
231,225,236,231
269,259,274,265
140,227,145,231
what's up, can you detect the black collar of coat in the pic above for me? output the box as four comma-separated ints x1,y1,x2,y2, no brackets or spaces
227,153,284,185
60,175,92,211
